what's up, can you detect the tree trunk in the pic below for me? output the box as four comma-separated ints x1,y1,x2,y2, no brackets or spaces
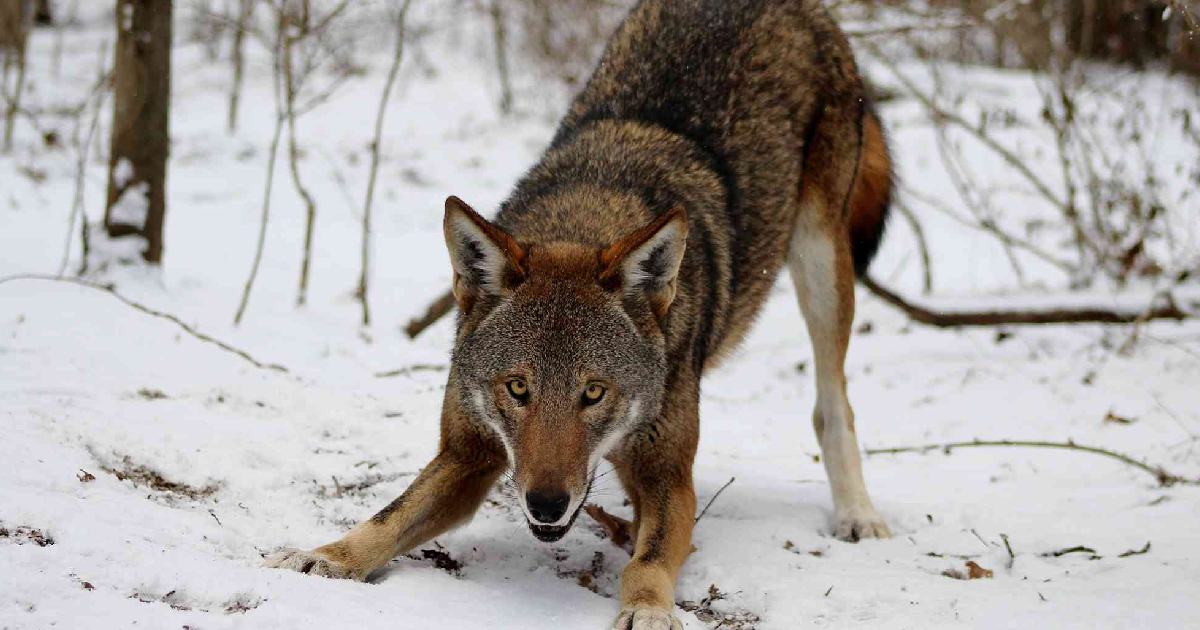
105,0,171,264
227,0,252,134
33,0,50,25
490,0,512,115
1,0,33,152
1066,0,1173,69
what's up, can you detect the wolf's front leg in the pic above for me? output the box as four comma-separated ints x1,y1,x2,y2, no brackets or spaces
266,439,504,581
612,473,696,630
611,390,699,630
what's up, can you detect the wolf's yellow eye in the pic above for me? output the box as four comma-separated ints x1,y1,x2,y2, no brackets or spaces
506,378,529,399
582,383,606,405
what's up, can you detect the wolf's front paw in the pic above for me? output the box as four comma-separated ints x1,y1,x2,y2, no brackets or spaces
264,547,359,580
833,506,891,541
613,607,684,630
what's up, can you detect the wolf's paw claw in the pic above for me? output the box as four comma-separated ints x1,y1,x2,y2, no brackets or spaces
264,547,358,580
613,607,684,630
834,508,891,541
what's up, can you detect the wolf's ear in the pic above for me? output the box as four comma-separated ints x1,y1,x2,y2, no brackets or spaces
599,207,688,319
443,196,527,308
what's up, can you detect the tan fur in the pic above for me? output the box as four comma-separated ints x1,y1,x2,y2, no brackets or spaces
267,2,893,627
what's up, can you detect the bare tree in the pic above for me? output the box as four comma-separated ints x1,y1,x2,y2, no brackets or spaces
234,6,286,325
359,0,413,327
61,40,112,277
104,0,172,264
227,0,254,133
270,0,351,307
279,1,319,306
232,0,353,323
490,0,512,115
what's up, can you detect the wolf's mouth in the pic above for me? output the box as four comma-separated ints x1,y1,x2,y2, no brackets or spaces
528,522,570,542
524,480,590,542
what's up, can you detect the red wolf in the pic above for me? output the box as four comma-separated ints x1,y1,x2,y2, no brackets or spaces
268,1,893,627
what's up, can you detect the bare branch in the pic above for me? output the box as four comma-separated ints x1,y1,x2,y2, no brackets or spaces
865,438,1200,487
0,274,289,373
404,288,455,339
894,199,933,294
234,10,288,326
59,47,112,276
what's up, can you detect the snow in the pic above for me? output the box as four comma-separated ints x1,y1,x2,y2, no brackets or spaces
107,180,149,228
2,5,1199,630
113,158,133,189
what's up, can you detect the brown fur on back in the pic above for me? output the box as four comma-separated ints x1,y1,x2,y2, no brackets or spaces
265,0,896,611
495,0,887,373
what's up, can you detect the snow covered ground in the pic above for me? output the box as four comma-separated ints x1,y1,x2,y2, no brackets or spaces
2,5,1199,629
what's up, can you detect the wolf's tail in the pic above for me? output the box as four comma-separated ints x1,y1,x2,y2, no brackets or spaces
847,103,893,277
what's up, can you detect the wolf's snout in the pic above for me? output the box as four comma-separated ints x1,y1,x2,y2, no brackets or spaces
525,489,570,524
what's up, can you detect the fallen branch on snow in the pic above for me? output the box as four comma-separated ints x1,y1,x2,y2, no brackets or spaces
0,274,290,373
862,276,1193,327
404,289,456,339
865,439,1199,487
404,278,1194,340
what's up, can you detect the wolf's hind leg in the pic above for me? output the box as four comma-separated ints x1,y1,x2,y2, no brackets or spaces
266,439,505,580
787,211,889,541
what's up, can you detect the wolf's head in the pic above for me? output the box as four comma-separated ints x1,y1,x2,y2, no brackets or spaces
443,196,687,542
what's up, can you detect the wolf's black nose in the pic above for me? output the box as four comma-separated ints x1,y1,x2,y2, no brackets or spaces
526,489,570,524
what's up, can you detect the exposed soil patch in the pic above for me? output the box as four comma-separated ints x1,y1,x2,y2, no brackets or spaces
557,550,614,597
136,388,169,400
99,453,219,500
0,525,55,547
679,584,761,630
409,542,462,576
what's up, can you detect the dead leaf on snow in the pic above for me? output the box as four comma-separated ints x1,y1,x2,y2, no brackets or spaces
943,560,993,580
585,503,633,553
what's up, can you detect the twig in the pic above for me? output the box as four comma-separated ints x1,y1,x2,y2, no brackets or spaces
694,476,735,524
359,0,413,327
374,363,446,378
1000,533,1015,570
970,529,992,550
1118,542,1151,558
862,41,1072,225
865,438,1199,487
894,199,933,294
845,22,976,39
1041,545,1099,559
404,289,456,338
0,274,289,373
59,51,112,276
862,275,1192,327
